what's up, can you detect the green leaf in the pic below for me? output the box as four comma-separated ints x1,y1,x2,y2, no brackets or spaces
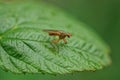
0,1,111,74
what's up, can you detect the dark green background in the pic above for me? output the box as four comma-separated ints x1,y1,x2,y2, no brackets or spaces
0,0,120,80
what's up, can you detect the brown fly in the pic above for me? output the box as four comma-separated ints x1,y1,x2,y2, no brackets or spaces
43,29,72,44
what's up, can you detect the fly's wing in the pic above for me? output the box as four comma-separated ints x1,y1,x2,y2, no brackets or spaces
43,29,63,36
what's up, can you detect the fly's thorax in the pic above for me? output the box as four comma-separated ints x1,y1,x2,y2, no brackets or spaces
59,32,66,39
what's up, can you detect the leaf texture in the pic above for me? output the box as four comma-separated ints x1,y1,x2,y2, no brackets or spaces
0,1,111,74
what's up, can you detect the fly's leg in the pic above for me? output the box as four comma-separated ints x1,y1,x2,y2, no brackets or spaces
63,39,67,44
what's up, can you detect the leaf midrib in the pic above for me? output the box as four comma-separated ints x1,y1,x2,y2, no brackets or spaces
2,37,98,55
0,25,17,39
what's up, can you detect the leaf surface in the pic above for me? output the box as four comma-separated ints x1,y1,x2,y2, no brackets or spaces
0,1,111,74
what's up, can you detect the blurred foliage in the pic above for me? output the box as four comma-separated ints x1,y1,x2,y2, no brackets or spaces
0,0,120,80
